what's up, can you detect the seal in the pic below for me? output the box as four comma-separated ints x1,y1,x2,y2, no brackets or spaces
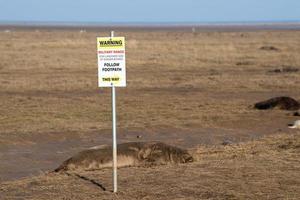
54,142,193,172
288,120,300,129
254,96,300,111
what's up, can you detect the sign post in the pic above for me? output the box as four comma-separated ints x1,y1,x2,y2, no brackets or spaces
97,31,126,193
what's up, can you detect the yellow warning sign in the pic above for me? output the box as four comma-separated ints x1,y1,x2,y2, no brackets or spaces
97,37,125,50
97,36,126,87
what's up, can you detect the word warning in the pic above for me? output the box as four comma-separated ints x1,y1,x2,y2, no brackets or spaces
97,37,126,87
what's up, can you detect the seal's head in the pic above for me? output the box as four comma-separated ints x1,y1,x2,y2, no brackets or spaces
136,142,194,164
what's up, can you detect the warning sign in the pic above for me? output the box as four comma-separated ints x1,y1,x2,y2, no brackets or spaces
97,37,126,87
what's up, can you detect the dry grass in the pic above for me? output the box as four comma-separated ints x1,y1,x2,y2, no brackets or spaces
1,30,300,136
1,133,300,199
1,28,300,198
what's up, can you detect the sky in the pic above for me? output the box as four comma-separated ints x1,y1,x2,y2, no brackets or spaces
0,0,300,24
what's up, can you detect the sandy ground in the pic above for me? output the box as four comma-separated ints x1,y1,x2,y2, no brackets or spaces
0,26,300,199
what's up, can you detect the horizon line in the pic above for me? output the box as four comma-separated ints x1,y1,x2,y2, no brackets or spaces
1,20,300,27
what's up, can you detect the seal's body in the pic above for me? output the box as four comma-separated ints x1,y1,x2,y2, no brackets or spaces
55,142,193,172
288,120,300,129
254,96,300,111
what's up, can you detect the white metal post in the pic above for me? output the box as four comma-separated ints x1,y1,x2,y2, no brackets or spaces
110,30,118,193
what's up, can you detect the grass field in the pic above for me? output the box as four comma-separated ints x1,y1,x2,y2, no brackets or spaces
0,27,300,199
